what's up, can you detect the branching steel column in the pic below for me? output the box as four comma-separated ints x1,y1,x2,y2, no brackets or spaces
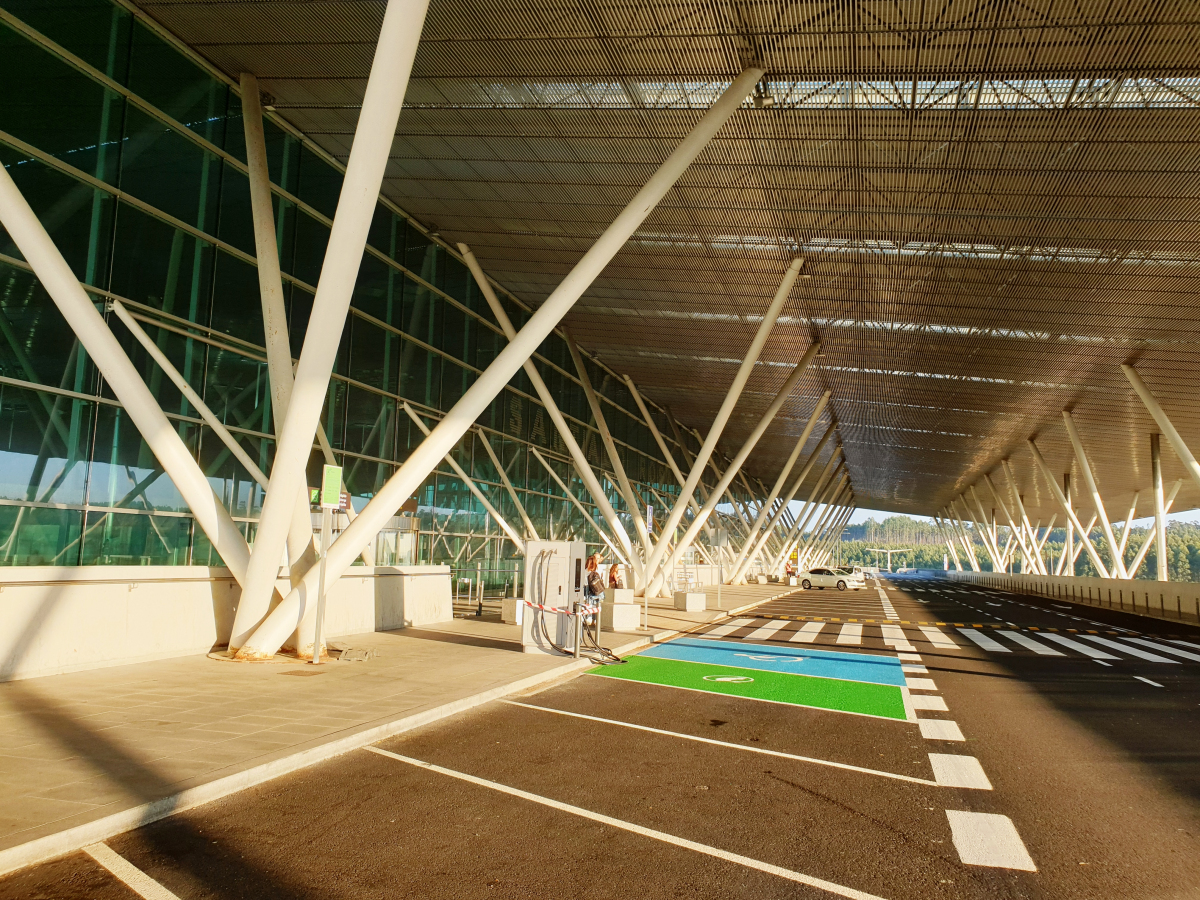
644,346,819,596
475,429,538,541
234,0,433,652
238,69,764,657
0,160,257,587
1002,460,1046,574
1130,472,1180,577
1063,411,1127,578
794,471,848,569
983,473,1035,573
1123,365,1200,491
458,245,636,572
1029,439,1110,578
529,448,627,564
1117,492,1140,558
934,515,962,571
768,453,842,574
1152,433,1168,581
949,499,982,572
945,507,981,573
640,257,803,587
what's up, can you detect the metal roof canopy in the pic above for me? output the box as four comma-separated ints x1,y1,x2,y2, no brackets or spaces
132,0,1200,522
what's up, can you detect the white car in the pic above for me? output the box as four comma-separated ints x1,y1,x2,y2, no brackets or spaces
799,567,866,591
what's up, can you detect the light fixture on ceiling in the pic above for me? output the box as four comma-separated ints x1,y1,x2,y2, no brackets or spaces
753,81,775,109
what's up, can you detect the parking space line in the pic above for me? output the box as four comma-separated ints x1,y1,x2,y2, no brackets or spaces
917,719,965,741
945,810,1036,871
366,746,891,900
500,700,938,785
84,844,180,900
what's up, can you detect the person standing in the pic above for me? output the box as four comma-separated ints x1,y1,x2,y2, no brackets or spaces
608,563,623,589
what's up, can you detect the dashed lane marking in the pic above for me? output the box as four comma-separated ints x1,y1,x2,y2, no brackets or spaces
1134,676,1164,687
366,746,891,900
84,844,180,900
998,631,1064,656
929,754,992,790
946,810,1037,871
917,719,965,741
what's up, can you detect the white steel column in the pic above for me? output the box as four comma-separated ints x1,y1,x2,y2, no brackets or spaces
565,333,652,555
1062,410,1127,578
1028,439,1110,578
795,472,848,568
768,452,842,573
476,430,538,541
529,448,628,564
935,515,963,571
1002,459,1046,574
983,473,1035,572
233,0,434,651
1130,473,1180,577
727,392,829,576
944,507,980,572
1062,473,1074,575
1123,364,1200,491
1152,433,1168,581
238,69,764,657
730,423,835,582
1117,492,1140,558
640,257,804,588
458,245,636,572
0,161,256,585
644,345,820,596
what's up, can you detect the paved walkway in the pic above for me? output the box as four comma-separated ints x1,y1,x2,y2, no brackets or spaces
0,585,790,873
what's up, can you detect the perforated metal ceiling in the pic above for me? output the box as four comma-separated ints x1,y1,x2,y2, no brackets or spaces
133,0,1200,522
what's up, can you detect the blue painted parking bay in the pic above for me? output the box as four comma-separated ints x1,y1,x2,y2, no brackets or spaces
641,638,907,687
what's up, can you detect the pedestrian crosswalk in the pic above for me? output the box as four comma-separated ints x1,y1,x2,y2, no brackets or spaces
693,617,1195,663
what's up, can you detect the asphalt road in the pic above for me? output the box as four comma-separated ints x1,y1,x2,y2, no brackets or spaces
3,576,1198,899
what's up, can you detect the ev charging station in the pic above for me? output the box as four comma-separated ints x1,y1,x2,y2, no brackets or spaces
520,540,588,655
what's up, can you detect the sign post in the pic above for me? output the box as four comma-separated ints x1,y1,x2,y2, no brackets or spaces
311,464,343,664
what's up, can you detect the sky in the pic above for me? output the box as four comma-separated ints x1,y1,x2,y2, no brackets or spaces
842,507,1200,527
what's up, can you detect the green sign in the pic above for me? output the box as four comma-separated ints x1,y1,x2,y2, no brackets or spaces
320,464,343,509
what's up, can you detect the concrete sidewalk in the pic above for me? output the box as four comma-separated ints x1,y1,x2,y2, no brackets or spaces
0,585,788,874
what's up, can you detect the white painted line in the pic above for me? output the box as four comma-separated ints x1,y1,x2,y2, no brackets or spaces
745,620,790,641
1095,660,1112,667
917,626,960,649
897,652,922,662
945,810,1036,871
501,701,938,785
905,677,938,691
84,844,180,900
1124,638,1200,662
955,628,1010,652
929,754,992,790
917,719,965,742
1082,635,1179,663
837,623,862,645
901,664,928,674
367,746,891,900
707,618,756,637
1134,676,1164,687
910,694,948,711
1040,633,1118,659
789,621,826,643
998,631,1064,656
881,624,917,652
1168,639,1200,651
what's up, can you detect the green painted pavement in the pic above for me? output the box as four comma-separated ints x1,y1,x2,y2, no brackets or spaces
590,654,908,720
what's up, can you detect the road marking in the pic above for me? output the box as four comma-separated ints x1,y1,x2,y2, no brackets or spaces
789,621,826,643
744,619,790,641
1169,639,1200,651
837,623,862,645
918,626,960,649
1124,638,1200,662
84,844,180,900
1134,676,1163,687
901,664,928,674
881,624,916,652
917,719,965,741
1041,633,1118,659
945,810,1036,871
929,754,992,789
367,746,891,900
501,701,938,785
905,677,937,691
956,628,1010,652
1082,635,1179,663
998,631,1064,656
1095,660,1112,667
898,652,922,661
910,694,948,711
707,618,755,637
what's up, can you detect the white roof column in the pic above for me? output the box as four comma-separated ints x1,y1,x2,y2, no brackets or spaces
1062,410,1127,578
1029,438,1111,578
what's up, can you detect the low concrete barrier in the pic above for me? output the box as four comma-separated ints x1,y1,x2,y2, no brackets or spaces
948,571,1200,626
0,565,451,682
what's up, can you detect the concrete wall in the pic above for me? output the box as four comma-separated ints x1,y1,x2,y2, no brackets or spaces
0,565,452,682
948,571,1200,626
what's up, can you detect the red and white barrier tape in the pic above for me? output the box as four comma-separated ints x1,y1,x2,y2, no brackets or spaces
523,600,598,616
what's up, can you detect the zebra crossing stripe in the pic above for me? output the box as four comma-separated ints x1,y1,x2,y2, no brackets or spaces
837,623,862,645
1125,638,1200,662
918,719,965,741
956,628,1010,652
707,618,754,637
789,621,826,643
1040,633,1118,659
998,631,1063,656
918,626,959,649
881,624,916,652
1081,635,1178,663
744,619,790,641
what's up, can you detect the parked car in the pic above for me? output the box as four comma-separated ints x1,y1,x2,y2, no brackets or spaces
799,567,866,591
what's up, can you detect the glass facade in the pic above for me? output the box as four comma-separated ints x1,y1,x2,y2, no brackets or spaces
0,0,723,583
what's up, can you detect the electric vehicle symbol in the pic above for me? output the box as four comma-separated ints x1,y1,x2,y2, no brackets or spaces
735,653,791,662
703,675,754,683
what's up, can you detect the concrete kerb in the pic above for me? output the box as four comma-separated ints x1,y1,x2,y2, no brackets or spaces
0,625,686,877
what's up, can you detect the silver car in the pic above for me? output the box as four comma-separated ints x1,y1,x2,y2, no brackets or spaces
799,567,866,591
